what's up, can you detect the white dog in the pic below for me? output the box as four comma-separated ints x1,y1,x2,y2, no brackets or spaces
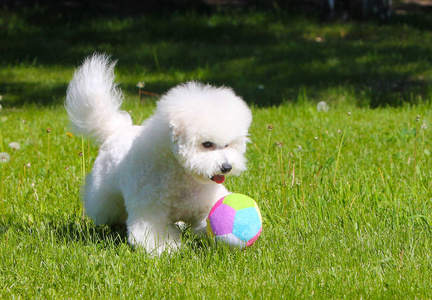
65,54,252,254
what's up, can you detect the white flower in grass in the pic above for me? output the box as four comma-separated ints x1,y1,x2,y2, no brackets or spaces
317,101,329,112
9,142,20,150
136,81,145,88
0,152,10,163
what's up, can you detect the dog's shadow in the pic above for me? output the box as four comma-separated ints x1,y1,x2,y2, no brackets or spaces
0,216,215,254
0,217,129,248
54,220,129,247
48,218,209,252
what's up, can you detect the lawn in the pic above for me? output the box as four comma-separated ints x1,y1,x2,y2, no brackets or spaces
1,4,432,298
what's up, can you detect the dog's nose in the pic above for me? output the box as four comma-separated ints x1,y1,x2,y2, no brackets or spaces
220,162,232,174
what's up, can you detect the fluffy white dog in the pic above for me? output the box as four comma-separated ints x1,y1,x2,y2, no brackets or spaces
65,54,252,254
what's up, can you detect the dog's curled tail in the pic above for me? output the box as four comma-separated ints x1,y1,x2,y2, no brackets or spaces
65,54,132,143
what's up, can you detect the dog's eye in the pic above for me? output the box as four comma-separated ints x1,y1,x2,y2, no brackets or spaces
202,141,214,148
225,144,229,148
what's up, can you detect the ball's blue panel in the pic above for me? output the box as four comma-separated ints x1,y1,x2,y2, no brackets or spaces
232,207,262,242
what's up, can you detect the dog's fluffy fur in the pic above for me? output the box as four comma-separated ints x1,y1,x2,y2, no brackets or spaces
66,54,252,254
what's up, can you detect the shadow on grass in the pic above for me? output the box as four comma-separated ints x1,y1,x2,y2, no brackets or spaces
1,5,432,107
0,216,128,247
3,82,69,107
53,220,129,247
0,215,215,253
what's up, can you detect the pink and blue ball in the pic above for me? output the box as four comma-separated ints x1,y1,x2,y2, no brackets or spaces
206,193,262,249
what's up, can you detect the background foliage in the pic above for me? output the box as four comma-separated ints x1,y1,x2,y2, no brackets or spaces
1,2,432,108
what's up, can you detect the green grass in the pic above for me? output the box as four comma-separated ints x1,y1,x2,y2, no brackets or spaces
1,6,432,299
1,100,432,298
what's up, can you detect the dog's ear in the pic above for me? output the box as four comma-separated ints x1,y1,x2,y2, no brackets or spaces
169,121,187,155
169,121,181,142
169,121,197,156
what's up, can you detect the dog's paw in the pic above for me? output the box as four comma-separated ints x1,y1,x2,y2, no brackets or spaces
127,222,182,255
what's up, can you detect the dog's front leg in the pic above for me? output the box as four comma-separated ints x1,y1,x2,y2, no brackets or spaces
191,216,209,237
126,216,181,255
191,185,231,238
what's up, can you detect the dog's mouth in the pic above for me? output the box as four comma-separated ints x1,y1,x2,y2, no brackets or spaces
211,175,225,184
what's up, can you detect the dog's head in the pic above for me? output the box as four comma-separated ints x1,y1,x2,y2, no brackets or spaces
157,82,252,184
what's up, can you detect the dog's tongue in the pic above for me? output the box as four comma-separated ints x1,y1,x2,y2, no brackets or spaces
213,175,225,184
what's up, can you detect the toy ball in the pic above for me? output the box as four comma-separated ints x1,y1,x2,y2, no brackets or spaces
206,193,262,249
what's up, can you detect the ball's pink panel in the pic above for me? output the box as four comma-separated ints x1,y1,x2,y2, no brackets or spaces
208,204,236,236
208,196,225,218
